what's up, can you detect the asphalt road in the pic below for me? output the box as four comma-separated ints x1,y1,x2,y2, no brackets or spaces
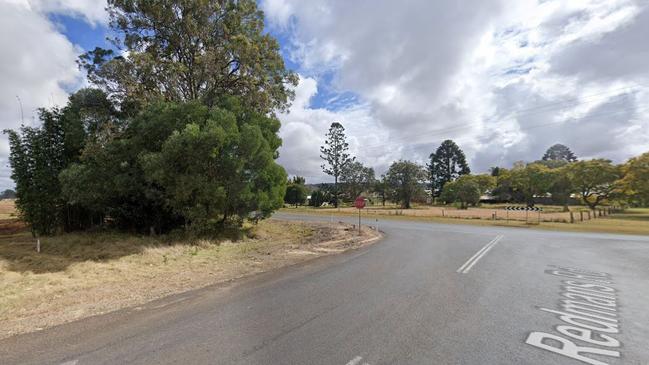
1,213,648,365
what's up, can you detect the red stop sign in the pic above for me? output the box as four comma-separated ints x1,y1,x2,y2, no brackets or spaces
354,196,366,209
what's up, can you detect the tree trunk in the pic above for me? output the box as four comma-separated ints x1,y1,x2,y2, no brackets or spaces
334,175,339,208
583,196,596,210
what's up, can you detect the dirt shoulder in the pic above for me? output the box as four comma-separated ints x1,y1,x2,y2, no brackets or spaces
0,219,381,339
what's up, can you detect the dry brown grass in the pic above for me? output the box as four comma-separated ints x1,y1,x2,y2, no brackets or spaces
308,204,603,223
0,218,379,339
282,206,649,236
0,199,17,220
535,208,649,235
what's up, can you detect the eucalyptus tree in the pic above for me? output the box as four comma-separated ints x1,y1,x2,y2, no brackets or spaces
340,161,375,202
386,160,426,209
79,0,298,114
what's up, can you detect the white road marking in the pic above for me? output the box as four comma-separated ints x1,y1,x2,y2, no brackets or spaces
456,235,504,274
346,356,363,365
60,360,78,365
456,235,499,273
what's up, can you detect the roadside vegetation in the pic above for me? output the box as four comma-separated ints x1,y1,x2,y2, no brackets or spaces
280,122,648,236
4,0,295,237
0,1,383,339
281,205,649,236
0,200,379,338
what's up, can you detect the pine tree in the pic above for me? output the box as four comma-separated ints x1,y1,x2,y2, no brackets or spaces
542,144,577,163
320,122,355,207
428,140,470,198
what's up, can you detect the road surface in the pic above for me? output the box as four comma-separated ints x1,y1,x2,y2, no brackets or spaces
1,212,648,365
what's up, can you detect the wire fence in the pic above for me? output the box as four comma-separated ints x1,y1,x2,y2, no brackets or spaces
327,205,622,224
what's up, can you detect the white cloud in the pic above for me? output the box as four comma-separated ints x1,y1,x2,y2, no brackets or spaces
264,0,649,180
2,0,648,189
0,0,98,189
277,75,396,184
22,0,108,25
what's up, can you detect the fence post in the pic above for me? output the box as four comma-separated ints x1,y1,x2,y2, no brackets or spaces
442,209,445,217
570,211,574,223
580,211,583,222
587,211,591,220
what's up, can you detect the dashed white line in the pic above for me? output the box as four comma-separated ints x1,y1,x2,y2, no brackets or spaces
59,360,78,365
456,235,504,274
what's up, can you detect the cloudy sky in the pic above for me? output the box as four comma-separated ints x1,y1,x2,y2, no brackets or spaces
1,0,649,189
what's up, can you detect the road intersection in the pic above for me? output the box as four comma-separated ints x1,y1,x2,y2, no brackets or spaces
1,213,647,364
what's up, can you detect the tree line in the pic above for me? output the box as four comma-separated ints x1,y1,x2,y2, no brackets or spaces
4,0,296,236
289,123,649,211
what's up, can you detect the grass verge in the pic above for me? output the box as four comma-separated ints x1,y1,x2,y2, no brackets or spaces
0,218,380,339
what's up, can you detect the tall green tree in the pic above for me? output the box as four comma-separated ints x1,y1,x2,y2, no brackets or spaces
340,161,375,201
503,163,554,207
79,0,297,114
440,174,495,209
440,177,478,209
309,189,331,207
542,144,577,163
428,140,470,198
60,101,201,233
4,115,63,235
0,189,16,199
284,176,308,207
320,122,355,207
386,160,426,209
4,89,116,234
567,159,621,210
140,100,287,230
372,174,389,206
548,166,574,211
620,152,649,206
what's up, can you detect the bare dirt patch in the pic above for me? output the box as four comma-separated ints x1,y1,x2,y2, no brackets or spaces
0,219,380,339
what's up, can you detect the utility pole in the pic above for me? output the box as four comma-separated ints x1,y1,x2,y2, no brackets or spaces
16,95,24,123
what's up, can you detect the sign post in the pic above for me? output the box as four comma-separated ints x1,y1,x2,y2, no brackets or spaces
354,196,366,235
